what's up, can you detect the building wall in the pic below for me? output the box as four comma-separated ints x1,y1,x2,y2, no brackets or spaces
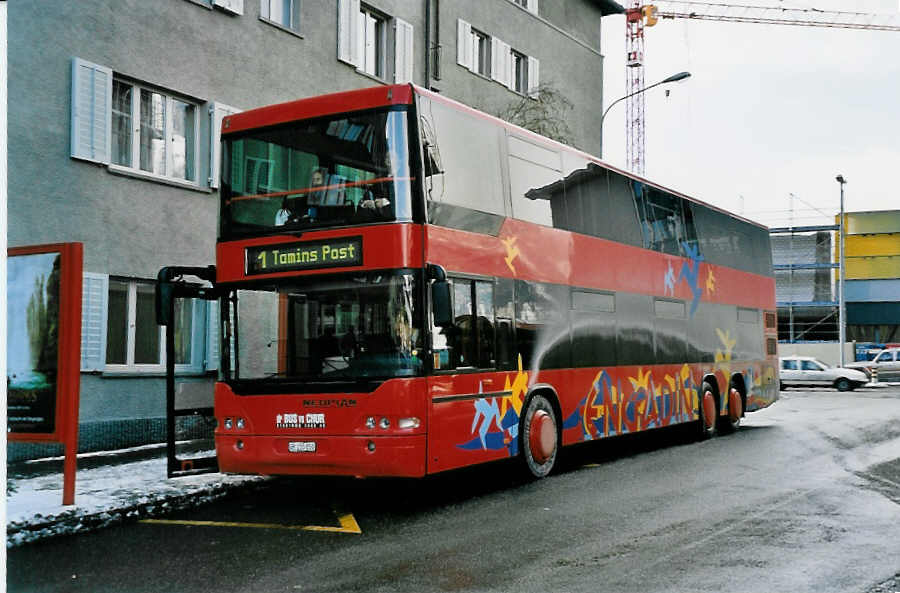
8,0,618,459
838,211,900,348
435,0,607,154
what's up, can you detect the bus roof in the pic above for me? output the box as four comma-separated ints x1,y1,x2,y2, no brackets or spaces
222,83,768,232
222,84,414,135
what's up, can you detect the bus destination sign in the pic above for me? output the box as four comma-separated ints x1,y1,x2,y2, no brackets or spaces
246,237,363,275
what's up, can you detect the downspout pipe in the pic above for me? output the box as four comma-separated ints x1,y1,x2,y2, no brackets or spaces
424,0,431,87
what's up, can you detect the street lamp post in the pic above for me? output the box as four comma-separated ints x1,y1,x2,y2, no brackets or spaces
836,175,847,367
599,71,691,158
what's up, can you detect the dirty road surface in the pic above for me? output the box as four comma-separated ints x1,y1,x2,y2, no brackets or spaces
8,387,900,593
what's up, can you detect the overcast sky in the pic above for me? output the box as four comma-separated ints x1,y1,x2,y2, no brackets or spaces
599,0,900,228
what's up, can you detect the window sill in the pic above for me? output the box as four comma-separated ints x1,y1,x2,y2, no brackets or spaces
107,164,211,193
259,17,304,39
98,369,213,378
182,0,213,10
506,85,537,100
354,67,390,86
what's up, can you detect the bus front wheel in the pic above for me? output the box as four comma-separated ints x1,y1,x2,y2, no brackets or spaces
521,393,559,479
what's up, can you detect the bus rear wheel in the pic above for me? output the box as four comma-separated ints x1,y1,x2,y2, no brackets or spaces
718,386,743,433
521,393,559,479
698,382,718,440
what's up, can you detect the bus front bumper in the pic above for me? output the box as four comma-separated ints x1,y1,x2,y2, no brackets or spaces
215,433,427,478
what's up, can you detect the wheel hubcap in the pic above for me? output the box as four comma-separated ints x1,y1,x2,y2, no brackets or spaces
529,410,556,464
703,391,716,429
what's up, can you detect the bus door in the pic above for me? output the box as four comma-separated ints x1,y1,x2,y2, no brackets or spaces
427,270,511,472
156,266,220,478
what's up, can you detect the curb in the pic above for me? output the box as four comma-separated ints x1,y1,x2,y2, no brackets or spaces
6,477,264,548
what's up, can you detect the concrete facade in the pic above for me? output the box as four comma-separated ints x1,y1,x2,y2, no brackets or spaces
8,0,622,459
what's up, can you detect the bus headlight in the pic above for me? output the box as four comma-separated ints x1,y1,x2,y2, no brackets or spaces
365,417,376,429
236,417,245,430
224,417,233,430
398,417,420,429
379,417,391,429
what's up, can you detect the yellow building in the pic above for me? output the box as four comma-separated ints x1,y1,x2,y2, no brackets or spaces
836,210,900,346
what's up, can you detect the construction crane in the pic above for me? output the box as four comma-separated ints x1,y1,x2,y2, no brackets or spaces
623,1,900,175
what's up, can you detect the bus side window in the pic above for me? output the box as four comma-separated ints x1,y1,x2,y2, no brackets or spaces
475,281,495,368
451,279,476,368
507,135,562,228
438,278,498,370
495,277,516,370
419,96,506,234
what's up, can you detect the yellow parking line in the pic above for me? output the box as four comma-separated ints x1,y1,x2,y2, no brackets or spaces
140,508,362,534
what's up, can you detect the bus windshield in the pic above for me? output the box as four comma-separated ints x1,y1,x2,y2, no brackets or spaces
224,272,423,383
221,108,413,238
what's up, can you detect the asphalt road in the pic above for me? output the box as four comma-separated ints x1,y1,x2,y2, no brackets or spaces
8,387,900,593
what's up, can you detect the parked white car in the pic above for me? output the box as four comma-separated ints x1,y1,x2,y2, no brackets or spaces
844,348,900,382
779,356,869,392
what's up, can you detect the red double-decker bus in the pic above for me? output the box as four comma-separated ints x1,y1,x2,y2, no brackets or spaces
160,84,778,479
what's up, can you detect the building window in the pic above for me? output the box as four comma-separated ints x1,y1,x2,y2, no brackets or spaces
106,279,164,370
471,29,491,77
72,58,217,187
260,0,300,32
511,50,528,94
111,80,197,183
103,278,210,373
511,0,539,14
357,5,386,78
337,1,413,83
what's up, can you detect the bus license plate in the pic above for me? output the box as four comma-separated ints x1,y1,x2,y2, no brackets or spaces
288,441,316,453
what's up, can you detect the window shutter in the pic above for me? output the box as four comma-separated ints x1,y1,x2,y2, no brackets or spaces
528,56,540,97
394,18,414,84
491,37,503,84
337,0,362,67
468,31,479,73
81,272,109,372
206,300,220,372
492,38,510,87
208,102,242,189
70,58,112,164
456,20,473,69
213,0,244,15
507,52,517,91
526,0,539,14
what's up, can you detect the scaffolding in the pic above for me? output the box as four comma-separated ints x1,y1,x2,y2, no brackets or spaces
769,224,839,343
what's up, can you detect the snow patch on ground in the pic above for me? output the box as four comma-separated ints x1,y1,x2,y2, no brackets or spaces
7,456,262,547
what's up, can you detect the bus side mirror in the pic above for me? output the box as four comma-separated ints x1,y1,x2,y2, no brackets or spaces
432,280,452,327
156,278,174,326
156,265,217,326
427,263,452,327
